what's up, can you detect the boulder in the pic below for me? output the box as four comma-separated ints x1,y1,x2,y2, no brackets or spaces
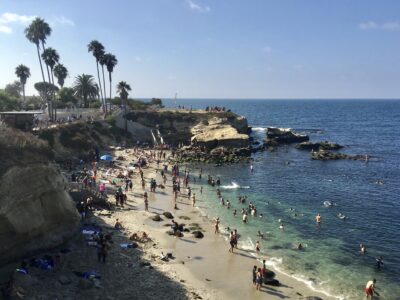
263,279,280,286
152,214,163,222
0,163,80,266
305,297,324,300
265,127,309,145
263,269,276,279
192,231,204,239
163,212,174,219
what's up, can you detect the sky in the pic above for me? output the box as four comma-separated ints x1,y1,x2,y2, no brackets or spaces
1,0,400,99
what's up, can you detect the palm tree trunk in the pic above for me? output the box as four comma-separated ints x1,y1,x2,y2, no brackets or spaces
22,84,26,109
96,61,104,112
36,44,46,82
101,65,107,113
109,72,112,111
41,41,52,84
124,97,128,133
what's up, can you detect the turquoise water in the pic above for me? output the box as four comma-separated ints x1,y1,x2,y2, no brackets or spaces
161,99,400,300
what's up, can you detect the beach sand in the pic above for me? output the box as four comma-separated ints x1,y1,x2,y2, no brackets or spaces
3,148,336,299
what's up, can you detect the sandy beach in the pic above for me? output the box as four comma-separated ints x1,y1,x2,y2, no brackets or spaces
81,148,335,300
3,147,336,300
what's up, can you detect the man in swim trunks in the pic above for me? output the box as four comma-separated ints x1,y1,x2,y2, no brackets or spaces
315,213,321,224
365,279,376,299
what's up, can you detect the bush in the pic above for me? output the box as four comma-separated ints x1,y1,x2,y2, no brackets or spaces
38,130,56,147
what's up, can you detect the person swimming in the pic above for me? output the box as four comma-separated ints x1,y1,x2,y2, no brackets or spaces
376,256,384,270
257,230,264,239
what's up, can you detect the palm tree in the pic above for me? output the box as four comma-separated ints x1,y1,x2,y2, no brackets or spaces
99,54,108,112
25,18,46,83
88,40,105,111
103,53,118,110
73,74,99,108
116,81,131,132
41,48,59,85
53,63,68,88
15,64,31,104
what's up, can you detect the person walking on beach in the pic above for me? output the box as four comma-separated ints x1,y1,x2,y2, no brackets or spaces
214,217,220,234
191,193,196,207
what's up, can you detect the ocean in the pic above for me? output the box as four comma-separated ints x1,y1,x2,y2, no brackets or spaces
163,99,400,300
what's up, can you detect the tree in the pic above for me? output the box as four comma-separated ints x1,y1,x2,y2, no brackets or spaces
0,90,21,111
88,40,105,111
4,81,22,98
103,53,118,111
57,87,77,107
99,54,108,112
41,47,59,84
15,65,31,104
34,82,59,115
25,18,51,83
53,63,68,88
73,74,98,108
116,81,131,133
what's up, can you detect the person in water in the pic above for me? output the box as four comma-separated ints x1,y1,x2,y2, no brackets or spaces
360,243,367,254
365,279,378,299
257,230,264,239
315,213,321,224
255,241,260,255
376,256,384,270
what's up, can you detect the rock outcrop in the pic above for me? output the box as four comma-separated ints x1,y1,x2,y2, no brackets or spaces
295,141,343,151
0,127,80,266
265,127,309,146
311,150,367,161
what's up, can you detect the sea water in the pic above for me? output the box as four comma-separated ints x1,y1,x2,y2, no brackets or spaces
162,99,400,300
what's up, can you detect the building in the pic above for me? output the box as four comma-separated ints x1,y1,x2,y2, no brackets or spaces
0,111,43,130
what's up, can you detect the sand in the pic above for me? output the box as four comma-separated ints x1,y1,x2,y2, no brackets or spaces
3,148,336,300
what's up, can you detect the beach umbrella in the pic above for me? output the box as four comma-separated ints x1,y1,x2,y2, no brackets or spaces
100,154,113,161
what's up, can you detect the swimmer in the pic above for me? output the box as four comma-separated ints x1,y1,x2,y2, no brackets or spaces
360,243,367,254
297,243,303,250
242,213,248,223
227,200,231,209
259,213,263,218
233,209,237,217
257,230,264,239
315,213,321,224
376,256,384,270
255,241,260,255
279,223,284,230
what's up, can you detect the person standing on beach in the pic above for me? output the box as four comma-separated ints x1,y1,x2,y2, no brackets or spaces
214,217,220,234
252,266,257,286
191,193,196,207
144,191,148,211
228,231,235,253
255,268,262,291
255,241,260,256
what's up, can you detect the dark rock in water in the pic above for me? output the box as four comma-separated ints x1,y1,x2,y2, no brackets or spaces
263,279,280,286
139,262,151,267
305,297,324,300
311,150,367,161
58,275,72,285
192,231,204,239
183,228,190,232
152,214,163,222
263,269,276,279
295,141,343,151
265,127,309,145
163,212,174,219
178,216,191,220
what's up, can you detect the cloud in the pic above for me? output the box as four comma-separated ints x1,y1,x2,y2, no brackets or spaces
0,12,36,34
0,12,36,24
263,46,272,53
0,25,12,34
186,0,210,13
52,16,75,27
359,21,400,31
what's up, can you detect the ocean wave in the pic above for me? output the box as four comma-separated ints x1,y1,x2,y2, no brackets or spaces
221,182,250,189
251,127,268,132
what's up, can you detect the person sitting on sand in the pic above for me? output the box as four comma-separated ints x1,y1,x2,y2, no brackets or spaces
114,218,123,230
171,220,179,235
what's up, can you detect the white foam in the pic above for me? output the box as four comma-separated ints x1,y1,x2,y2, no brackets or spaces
252,127,268,132
221,181,250,189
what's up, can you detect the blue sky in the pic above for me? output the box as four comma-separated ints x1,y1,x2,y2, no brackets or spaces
1,0,400,98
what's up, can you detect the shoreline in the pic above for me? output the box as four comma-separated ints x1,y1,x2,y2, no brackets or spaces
101,149,337,299
2,147,338,299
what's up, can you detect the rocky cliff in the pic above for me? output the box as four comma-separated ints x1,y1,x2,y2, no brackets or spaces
0,127,80,266
123,109,249,148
